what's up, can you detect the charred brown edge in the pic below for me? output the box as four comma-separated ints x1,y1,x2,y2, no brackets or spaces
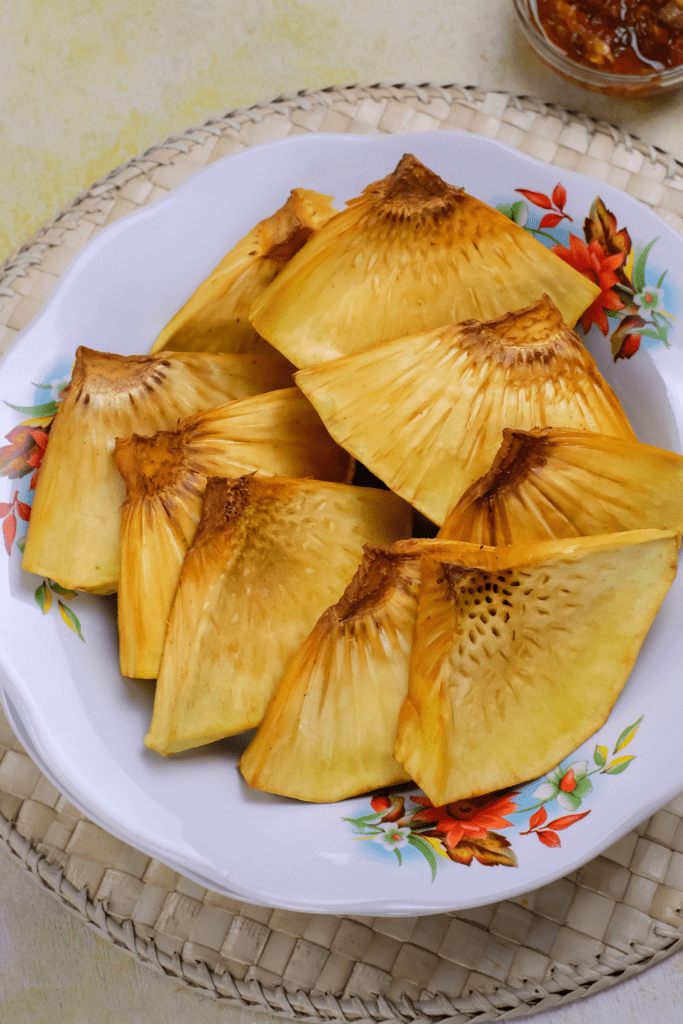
354,152,465,222
449,428,553,520
265,225,314,262
332,543,420,624
69,346,174,399
453,296,578,364
113,428,188,496
192,475,255,543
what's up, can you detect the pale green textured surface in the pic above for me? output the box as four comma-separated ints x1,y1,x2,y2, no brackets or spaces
2,0,683,262
2,846,683,1023
0,851,257,1024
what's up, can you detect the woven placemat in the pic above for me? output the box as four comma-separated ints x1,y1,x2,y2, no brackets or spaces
2,82,683,1023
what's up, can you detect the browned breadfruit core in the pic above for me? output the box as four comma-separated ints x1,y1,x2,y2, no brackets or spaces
239,543,419,802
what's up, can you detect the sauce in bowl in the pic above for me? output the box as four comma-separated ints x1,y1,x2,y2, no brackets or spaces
536,0,683,74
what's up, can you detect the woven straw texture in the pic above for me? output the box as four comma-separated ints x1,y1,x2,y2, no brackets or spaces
2,83,683,1023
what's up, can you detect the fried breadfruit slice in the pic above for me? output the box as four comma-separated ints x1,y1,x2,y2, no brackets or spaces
145,475,413,754
115,387,356,678
439,427,683,545
150,188,336,356
296,296,635,526
239,545,420,802
393,532,678,807
22,348,291,594
249,154,601,367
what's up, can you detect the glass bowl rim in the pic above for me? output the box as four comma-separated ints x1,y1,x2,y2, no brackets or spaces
512,0,683,86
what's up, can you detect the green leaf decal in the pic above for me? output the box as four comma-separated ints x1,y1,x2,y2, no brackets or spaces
34,581,52,614
603,755,636,775
656,269,668,288
3,400,59,418
16,537,25,553
49,580,78,599
58,601,85,641
614,717,643,753
647,311,670,343
632,238,659,293
496,203,513,219
510,200,528,227
593,745,607,768
574,776,593,799
343,812,383,827
638,327,667,340
408,834,438,882
393,848,402,866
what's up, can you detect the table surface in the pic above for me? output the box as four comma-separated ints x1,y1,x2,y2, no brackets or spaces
2,2,683,1021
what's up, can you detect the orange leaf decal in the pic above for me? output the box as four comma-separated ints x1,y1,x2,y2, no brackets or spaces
552,183,567,210
539,212,564,229
516,189,552,209
2,512,16,554
546,810,592,831
536,829,561,848
529,806,547,830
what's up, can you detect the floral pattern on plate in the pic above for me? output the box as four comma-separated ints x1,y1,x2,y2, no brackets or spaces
497,183,676,361
0,368,84,640
0,131,680,913
346,717,643,878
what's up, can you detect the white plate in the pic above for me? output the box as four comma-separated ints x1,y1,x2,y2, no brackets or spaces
1,130,682,915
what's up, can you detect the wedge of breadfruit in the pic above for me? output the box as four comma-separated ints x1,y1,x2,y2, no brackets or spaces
439,427,683,545
115,387,355,679
150,188,336,356
393,532,679,807
296,296,635,526
249,154,601,367
21,348,291,594
239,544,420,802
145,475,413,754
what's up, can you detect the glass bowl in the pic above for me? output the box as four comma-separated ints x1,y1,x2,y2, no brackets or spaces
513,0,683,96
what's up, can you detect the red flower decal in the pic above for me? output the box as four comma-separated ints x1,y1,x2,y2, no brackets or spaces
0,424,50,489
610,314,647,361
412,792,518,850
552,235,625,335
371,793,405,822
619,334,641,358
